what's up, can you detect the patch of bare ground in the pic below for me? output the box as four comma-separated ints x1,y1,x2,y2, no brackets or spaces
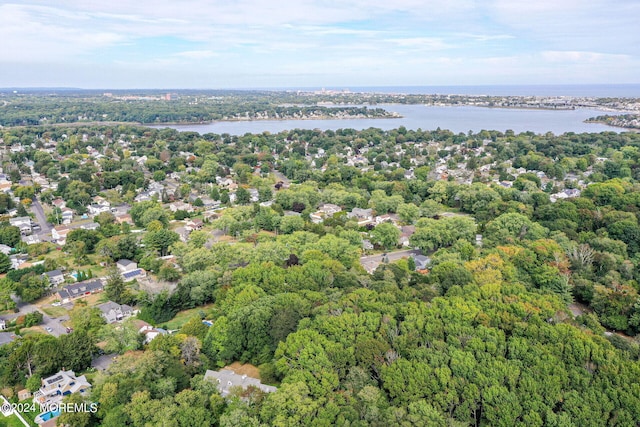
225,362,261,380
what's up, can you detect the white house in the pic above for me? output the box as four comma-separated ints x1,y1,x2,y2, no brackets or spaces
347,208,373,226
116,259,146,282
87,204,111,216
9,217,32,235
33,370,91,407
52,226,70,245
43,269,65,286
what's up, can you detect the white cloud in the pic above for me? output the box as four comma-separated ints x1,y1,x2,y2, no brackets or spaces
540,51,631,63
172,50,220,60
0,1,638,87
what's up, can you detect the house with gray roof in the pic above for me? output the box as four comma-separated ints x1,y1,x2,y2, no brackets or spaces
57,280,103,303
412,254,431,271
43,269,65,286
204,369,277,397
97,301,135,323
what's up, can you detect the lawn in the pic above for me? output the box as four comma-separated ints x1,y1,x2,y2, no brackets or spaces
19,326,46,337
40,306,68,318
0,413,27,427
161,304,215,330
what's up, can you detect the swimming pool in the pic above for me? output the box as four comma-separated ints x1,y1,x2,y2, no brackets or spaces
35,409,60,423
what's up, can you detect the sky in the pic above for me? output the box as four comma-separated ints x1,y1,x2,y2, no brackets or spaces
1,0,639,89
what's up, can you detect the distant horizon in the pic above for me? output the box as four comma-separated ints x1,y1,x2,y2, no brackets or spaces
3,83,640,98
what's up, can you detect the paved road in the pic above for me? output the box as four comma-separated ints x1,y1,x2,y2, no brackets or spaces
360,249,422,273
272,170,291,186
360,249,422,264
29,198,56,243
3,298,69,337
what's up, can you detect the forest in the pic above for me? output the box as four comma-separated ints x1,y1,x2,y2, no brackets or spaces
0,122,639,426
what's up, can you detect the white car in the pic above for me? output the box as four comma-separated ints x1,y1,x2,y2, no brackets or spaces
45,327,53,332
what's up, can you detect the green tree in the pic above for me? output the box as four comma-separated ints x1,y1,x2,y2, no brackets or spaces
0,252,11,274
236,187,250,205
143,229,179,256
105,267,128,304
370,222,401,250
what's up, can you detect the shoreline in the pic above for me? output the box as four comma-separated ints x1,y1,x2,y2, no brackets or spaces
0,104,630,130
583,119,640,132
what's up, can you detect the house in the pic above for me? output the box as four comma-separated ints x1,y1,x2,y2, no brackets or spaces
375,213,399,225
9,254,28,270
57,280,104,304
97,301,135,323
404,169,416,179
0,182,12,193
80,222,100,231
318,204,342,216
115,213,134,225
551,188,582,202
309,212,324,224
134,320,168,343
248,188,259,203
362,239,374,251
169,201,194,213
43,269,65,286
52,226,70,245
412,254,431,271
21,235,40,245
399,225,416,247
87,204,111,216
51,198,66,209
9,217,32,235
347,208,374,226
204,369,277,397
116,259,137,273
60,208,74,224
33,370,91,407
17,389,31,401
0,244,12,255
116,259,146,282
185,218,203,231
134,191,153,203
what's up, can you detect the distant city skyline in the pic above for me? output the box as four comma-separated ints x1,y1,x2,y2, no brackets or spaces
1,1,638,89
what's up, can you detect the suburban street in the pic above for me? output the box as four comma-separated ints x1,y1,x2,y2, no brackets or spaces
359,249,422,273
3,298,69,337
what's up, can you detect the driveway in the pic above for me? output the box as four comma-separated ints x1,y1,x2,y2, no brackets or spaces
30,199,52,232
360,249,422,273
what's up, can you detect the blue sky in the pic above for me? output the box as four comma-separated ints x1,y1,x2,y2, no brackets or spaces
1,0,638,89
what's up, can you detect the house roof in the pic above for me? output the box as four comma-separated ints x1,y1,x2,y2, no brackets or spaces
58,280,103,299
122,269,144,280
204,369,277,396
116,259,135,268
44,269,63,278
96,301,117,314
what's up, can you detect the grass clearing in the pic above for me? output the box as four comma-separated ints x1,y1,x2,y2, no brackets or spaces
40,306,68,318
161,304,216,330
19,326,46,337
0,413,29,427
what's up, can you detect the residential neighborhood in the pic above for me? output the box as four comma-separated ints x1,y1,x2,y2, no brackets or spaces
0,117,637,426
